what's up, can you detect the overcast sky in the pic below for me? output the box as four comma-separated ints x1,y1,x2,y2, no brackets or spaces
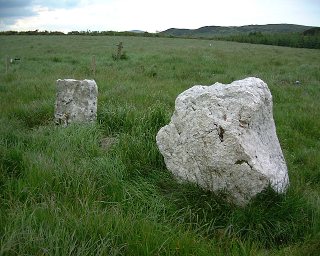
0,0,319,32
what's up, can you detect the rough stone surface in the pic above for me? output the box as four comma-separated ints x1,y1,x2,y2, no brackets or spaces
54,79,98,125
156,77,289,206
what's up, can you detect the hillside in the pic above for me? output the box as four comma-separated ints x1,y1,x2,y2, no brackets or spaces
161,24,313,37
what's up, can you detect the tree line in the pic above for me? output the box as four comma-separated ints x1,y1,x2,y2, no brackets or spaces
0,30,158,37
214,31,320,49
1,29,319,49
0,30,65,35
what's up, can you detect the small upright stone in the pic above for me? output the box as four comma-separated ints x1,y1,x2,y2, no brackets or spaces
156,77,289,206
54,79,98,125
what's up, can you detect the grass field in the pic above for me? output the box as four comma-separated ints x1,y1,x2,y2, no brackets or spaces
0,35,319,255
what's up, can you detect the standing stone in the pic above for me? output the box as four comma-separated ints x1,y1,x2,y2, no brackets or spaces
54,79,98,125
156,77,289,206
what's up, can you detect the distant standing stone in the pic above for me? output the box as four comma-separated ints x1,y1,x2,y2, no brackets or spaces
54,79,98,125
156,77,289,206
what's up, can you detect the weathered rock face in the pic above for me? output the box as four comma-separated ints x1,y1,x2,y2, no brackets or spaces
156,77,289,206
54,79,98,125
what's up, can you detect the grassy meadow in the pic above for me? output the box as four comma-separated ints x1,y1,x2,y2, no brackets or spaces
0,35,319,255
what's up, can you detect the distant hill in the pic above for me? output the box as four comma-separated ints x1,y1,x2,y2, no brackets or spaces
129,30,145,33
161,24,313,38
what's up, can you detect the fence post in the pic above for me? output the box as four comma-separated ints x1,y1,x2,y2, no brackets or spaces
5,56,9,74
117,42,123,60
91,55,96,77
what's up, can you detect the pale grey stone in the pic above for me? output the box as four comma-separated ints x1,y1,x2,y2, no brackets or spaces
156,77,289,206
54,79,98,125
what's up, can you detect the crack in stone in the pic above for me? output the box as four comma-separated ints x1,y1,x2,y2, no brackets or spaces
235,159,253,170
65,99,73,105
239,119,249,128
218,126,225,142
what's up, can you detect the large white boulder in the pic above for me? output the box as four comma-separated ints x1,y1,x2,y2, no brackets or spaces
156,77,289,206
54,79,98,125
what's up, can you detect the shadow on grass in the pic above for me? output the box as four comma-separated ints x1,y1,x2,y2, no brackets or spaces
157,176,315,249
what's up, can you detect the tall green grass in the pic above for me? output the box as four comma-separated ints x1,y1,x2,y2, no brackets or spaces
0,35,319,255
